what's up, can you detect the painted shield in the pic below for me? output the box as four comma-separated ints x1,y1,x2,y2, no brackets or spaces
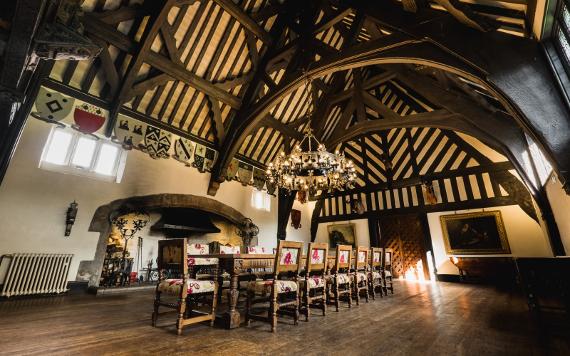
114,115,146,148
173,138,195,165
73,103,106,134
253,168,265,190
203,148,216,172
193,144,206,171
237,162,253,186
144,126,172,159
226,158,239,180
35,87,74,122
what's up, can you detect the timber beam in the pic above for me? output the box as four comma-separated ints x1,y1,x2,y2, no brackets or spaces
209,4,570,199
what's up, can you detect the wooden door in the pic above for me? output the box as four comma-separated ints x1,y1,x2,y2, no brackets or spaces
379,214,430,280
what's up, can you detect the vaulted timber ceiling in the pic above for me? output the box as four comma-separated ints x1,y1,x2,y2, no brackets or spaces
43,0,549,194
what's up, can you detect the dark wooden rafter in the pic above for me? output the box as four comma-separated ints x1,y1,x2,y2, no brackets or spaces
209,0,570,197
212,0,272,45
82,7,243,133
86,0,176,136
0,0,52,184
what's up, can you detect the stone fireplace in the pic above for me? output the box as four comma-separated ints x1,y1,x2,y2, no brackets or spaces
78,194,247,289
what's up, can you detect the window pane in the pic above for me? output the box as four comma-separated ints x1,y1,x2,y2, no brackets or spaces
71,137,97,168
94,143,119,175
44,129,73,165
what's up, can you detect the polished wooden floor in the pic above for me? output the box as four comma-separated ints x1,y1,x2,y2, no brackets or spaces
1,281,569,355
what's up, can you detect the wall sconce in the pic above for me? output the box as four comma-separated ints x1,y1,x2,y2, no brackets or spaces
65,201,79,236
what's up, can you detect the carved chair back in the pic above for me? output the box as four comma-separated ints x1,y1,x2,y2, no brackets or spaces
355,246,370,272
384,248,394,272
273,240,303,278
371,247,384,271
333,244,353,273
305,242,329,275
158,239,188,278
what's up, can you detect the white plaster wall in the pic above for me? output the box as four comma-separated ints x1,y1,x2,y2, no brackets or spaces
545,174,570,255
315,219,370,247
0,119,278,282
427,205,553,275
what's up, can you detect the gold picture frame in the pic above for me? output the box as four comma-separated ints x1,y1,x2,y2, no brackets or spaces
327,223,356,247
440,211,510,255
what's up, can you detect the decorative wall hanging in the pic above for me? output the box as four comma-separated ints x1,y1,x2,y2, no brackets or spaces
440,211,510,255
193,144,206,170
65,201,78,237
173,137,195,166
290,209,302,229
297,190,307,204
253,168,266,190
114,116,145,149
226,158,240,180
34,87,74,123
203,147,217,171
350,199,365,214
422,181,438,205
73,103,105,134
238,161,253,186
144,126,172,159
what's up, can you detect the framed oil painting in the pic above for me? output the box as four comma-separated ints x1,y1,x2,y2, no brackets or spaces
440,211,510,255
328,223,356,248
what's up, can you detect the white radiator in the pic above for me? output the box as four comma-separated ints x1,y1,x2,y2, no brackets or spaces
0,253,73,297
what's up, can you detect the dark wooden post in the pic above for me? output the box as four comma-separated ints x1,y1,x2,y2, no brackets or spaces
277,188,297,241
368,217,380,247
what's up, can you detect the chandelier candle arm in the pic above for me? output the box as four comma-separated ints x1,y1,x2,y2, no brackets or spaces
266,128,357,195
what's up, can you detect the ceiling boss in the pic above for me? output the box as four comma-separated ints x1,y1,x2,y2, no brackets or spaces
266,75,357,195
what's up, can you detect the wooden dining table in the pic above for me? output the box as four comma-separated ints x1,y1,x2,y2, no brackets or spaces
195,253,345,329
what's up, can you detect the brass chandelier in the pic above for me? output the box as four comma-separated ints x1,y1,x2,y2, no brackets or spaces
266,76,357,194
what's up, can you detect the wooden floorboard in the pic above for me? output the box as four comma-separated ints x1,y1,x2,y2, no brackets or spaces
0,281,568,355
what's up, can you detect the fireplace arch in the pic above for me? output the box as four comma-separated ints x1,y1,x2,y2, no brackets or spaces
78,193,246,289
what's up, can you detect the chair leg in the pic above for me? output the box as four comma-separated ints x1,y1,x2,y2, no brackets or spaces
217,275,224,305
304,284,310,322
210,288,218,327
271,293,278,333
177,296,187,336
152,290,161,327
245,290,252,327
305,294,311,322
355,281,360,306
322,294,327,316
333,281,340,312
294,291,300,325
347,283,352,308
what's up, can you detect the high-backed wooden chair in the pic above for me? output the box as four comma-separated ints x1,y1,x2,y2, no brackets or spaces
352,246,370,305
300,242,329,320
245,240,302,332
384,248,394,295
152,240,218,335
328,244,352,311
369,247,384,299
